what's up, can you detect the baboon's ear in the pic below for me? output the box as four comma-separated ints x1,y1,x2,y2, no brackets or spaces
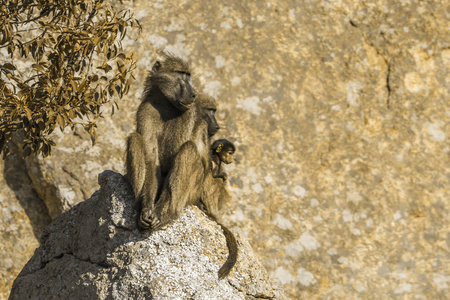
151,61,161,73
216,143,223,153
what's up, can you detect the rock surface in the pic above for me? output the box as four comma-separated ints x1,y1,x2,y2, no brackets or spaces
21,121,126,219
1,0,449,299
9,171,286,300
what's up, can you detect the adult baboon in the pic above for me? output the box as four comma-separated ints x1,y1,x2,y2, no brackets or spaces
126,53,197,229
149,93,219,230
148,92,238,279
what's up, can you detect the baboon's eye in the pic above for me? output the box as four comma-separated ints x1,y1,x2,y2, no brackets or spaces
175,71,191,76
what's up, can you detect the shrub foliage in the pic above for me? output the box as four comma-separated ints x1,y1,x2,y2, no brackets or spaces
0,0,140,158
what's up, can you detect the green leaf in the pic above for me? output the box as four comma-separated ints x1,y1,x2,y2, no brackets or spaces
0,135,6,152
104,64,112,73
108,85,114,96
3,63,16,70
56,114,65,129
115,84,122,98
42,142,49,157
32,64,45,72
22,147,32,158
90,128,97,145
24,107,32,120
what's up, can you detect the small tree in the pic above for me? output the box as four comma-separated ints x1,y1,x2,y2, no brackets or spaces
0,0,141,158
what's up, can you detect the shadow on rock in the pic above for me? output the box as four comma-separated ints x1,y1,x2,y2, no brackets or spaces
3,144,51,240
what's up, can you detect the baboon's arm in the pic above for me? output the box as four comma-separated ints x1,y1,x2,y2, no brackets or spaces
126,132,146,199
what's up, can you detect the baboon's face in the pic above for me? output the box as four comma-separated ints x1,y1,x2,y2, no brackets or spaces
196,94,219,137
157,71,196,111
220,149,234,164
204,106,220,137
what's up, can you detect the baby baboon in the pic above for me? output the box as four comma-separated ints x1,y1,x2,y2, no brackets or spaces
211,139,236,181
126,53,197,229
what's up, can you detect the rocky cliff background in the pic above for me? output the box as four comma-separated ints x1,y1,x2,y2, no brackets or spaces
1,0,449,299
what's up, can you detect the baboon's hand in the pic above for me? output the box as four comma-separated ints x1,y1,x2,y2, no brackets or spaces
218,172,227,181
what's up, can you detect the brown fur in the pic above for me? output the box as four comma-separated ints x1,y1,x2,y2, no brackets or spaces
149,93,218,229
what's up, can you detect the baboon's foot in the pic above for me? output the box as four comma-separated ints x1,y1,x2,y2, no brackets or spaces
138,208,159,230
150,218,171,232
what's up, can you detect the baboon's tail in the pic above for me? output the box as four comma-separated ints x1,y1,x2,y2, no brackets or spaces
126,132,146,198
217,221,238,279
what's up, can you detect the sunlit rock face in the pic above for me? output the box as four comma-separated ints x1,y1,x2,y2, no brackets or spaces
0,0,448,299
